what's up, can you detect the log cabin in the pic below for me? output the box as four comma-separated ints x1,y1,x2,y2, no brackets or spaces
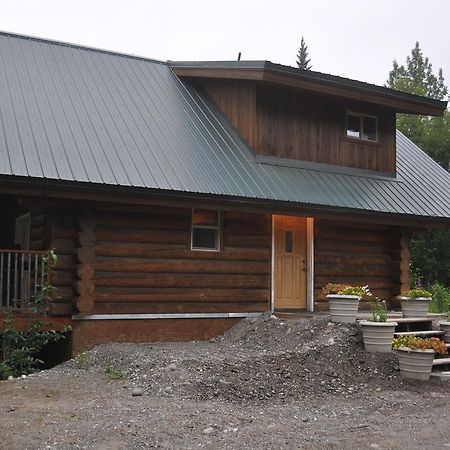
0,31,449,354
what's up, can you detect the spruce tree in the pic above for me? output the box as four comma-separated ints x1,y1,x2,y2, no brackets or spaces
387,42,450,288
296,37,312,70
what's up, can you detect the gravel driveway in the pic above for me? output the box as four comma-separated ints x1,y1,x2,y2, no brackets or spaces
1,315,449,449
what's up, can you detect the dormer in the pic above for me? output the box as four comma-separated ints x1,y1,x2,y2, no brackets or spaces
171,61,447,177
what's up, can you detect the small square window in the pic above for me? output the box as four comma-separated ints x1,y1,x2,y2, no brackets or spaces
191,209,220,251
346,112,377,142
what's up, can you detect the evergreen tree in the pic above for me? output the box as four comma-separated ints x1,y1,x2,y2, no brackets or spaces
296,37,312,70
387,42,449,170
387,42,450,288
387,42,447,100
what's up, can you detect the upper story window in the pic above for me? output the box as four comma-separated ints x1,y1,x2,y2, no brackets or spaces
191,209,220,251
346,112,377,142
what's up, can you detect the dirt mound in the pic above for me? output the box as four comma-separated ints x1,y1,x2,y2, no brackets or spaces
192,314,400,402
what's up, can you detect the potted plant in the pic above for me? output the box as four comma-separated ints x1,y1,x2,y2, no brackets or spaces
323,283,372,324
398,288,432,318
359,299,397,353
392,336,448,381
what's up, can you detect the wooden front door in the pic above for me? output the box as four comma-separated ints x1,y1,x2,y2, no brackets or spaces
274,215,307,309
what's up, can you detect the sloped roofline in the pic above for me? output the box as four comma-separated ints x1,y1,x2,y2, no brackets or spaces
1,30,445,116
0,30,166,65
170,60,448,116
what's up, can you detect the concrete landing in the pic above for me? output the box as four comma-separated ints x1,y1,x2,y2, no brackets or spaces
430,371,450,381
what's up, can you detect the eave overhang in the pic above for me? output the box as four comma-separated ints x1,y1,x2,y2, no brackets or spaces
170,60,448,116
1,175,449,229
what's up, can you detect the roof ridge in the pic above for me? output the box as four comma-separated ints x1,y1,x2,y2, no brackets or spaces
0,30,167,65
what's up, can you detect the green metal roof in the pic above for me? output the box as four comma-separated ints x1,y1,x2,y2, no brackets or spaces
0,31,449,221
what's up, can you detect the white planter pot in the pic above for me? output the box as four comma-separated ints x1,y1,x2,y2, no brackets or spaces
399,297,431,318
397,347,435,381
439,321,450,343
360,321,397,353
327,294,361,323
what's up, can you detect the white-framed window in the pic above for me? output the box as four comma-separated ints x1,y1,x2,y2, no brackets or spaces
346,112,377,142
191,209,220,252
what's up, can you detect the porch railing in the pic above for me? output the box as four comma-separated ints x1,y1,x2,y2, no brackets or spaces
0,250,51,309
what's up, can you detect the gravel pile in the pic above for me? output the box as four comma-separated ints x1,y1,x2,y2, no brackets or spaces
47,314,425,403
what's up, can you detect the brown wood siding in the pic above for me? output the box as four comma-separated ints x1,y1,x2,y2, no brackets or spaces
202,79,257,150
89,204,271,314
314,220,407,304
198,79,396,174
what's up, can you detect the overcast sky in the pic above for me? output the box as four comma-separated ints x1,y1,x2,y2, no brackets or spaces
2,0,449,89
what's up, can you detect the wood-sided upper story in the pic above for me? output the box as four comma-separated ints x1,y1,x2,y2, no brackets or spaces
172,61,446,176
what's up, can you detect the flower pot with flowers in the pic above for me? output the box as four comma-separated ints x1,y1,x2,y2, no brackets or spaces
323,283,372,324
359,299,397,353
392,336,448,380
398,289,432,318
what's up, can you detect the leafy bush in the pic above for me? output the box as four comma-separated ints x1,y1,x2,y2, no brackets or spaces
411,230,450,288
0,320,70,379
392,336,448,355
429,282,450,313
0,250,70,380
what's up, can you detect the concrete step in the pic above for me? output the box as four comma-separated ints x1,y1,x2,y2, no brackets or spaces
430,371,450,381
389,318,433,333
394,330,445,338
387,318,433,323
433,357,450,366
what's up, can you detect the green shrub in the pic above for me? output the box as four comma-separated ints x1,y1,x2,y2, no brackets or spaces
429,282,450,313
0,321,70,379
0,250,70,380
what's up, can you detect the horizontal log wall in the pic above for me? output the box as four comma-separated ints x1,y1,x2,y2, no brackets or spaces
50,208,78,315
89,204,271,314
314,220,406,307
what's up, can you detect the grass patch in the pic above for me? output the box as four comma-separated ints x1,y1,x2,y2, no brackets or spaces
105,366,126,380
76,352,90,370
